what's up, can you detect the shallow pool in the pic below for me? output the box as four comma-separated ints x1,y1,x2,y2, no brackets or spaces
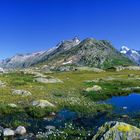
105,93,140,114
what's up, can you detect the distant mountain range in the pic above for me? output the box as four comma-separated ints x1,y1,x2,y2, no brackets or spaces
120,46,140,65
0,37,135,69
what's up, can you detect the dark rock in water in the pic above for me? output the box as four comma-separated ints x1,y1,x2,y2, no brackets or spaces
92,121,140,140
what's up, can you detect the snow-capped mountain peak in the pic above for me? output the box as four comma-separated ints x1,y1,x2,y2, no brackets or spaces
120,46,140,65
120,46,130,54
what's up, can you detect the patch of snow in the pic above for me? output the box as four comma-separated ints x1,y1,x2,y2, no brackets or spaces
73,37,80,44
0,67,4,72
63,60,73,65
131,50,139,55
120,46,130,54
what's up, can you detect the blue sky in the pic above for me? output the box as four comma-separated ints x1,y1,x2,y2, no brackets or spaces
0,0,140,59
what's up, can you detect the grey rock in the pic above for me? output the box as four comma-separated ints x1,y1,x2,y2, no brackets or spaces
128,74,135,77
15,126,26,135
0,80,6,88
0,67,5,73
121,115,129,118
114,66,140,72
45,125,56,131
3,128,14,136
23,70,47,78
93,121,140,140
122,87,140,92
8,103,17,108
85,85,102,92
12,90,32,96
76,67,105,72
35,77,62,84
32,100,55,108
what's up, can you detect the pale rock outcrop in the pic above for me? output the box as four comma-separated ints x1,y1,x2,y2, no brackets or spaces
93,121,140,140
12,90,32,96
32,100,55,108
15,126,26,135
35,77,62,84
85,85,102,92
3,128,15,137
0,80,6,88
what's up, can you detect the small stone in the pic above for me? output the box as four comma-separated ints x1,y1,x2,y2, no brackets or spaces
8,103,17,108
12,90,32,96
128,74,135,77
0,68,5,73
43,116,54,121
35,77,63,84
0,80,6,88
45,125,56,130
3,128,14,136
85,85,102,92
15,126,26,135
50,112,56,116
121,115,129,118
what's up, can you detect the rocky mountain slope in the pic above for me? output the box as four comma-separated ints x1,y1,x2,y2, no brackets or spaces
0,37,80,69
39,38,134,69
0,51,45,68
0,37,134,69
120,46,140,65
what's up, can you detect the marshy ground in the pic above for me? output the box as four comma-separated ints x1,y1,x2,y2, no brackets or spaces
0,69,140,139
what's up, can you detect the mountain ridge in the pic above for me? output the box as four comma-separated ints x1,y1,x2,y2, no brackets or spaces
0,37,135,69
